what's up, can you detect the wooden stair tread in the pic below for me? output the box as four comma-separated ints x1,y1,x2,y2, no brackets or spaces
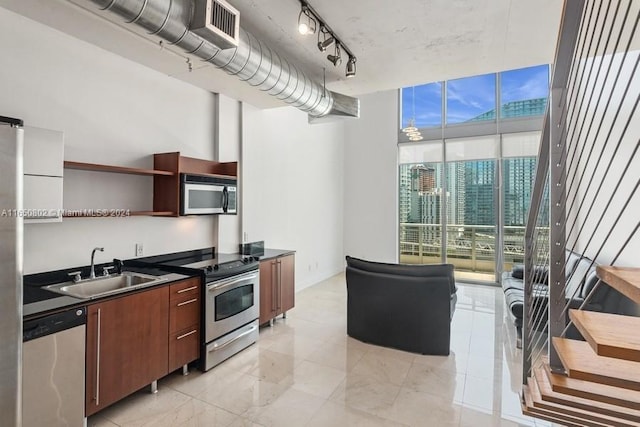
522,384,611,427
534,365,640,423
597,266,640,304
528,375,640,426
570,309,640,362
553,337,640,391
544,363,640,410
522,385,593,427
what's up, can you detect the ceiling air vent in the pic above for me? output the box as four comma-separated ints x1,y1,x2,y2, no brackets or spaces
192,0,240,49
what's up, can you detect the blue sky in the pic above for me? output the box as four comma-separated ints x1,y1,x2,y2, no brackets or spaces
402,65,550,128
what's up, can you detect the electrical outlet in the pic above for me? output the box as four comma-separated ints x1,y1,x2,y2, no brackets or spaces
135,243,143,257
243,232,248,242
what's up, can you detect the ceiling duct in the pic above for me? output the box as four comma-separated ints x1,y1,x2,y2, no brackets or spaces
87,0,359,119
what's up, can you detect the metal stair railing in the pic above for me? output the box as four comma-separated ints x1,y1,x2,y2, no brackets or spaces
523,0,640,383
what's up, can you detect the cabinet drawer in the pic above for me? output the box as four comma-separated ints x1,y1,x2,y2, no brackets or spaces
168,327,199,372
169,277,200,300
169,294,200,333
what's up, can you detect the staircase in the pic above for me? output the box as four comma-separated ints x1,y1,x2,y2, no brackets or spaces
521,267,640,426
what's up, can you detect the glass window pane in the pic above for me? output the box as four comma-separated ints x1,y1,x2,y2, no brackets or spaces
500,65,549,118
502,157,539,271
446,160,496,282
401,82,442,129
399,162,444,265
446,74,496,124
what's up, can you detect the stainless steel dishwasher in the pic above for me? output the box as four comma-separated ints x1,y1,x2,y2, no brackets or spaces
22,307,87,427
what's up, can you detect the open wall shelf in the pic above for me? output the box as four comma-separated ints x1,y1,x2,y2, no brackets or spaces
64,161,175,176
62,153,237,218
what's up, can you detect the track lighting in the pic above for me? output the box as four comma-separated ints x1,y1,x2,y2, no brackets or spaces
346,56,356,78
297,1,357,77
318,29,335,52
327,44,342,67
298,5,316,35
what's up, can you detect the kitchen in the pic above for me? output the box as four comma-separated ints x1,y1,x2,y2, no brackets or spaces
0,1,369,425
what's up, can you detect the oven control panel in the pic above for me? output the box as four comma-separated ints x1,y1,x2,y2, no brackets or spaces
204,257,259,280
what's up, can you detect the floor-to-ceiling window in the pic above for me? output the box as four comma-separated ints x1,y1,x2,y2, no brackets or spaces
398,65,549,283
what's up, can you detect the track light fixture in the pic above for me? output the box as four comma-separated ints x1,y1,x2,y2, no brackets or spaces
298,5,316,35
345,56,356,78
297,1,357,78
327,44,342,67
317,28,335,52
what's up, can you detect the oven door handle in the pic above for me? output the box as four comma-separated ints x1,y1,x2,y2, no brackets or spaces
211,324,258,351
207,273,258,293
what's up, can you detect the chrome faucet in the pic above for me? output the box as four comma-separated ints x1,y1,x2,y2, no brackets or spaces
90,247,104,279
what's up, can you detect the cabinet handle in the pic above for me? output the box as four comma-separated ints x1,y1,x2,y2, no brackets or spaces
177,285,198,294
177,298,198,307
277,260,282,310
176,329,197,340
95,308,101,406
271,261,277,312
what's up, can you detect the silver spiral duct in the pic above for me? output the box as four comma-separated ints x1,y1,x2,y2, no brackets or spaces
87,0,360,118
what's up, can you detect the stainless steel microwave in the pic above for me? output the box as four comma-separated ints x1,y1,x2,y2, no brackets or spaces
180,173,237,215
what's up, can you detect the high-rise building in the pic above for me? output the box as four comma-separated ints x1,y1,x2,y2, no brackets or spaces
410,165,436,192
399,164,412,223
463,160,495,226
446,162,466,225
503,157,537,226
467,98,547,122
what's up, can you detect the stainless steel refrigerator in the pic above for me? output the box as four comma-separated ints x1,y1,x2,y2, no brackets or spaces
0,116,24,427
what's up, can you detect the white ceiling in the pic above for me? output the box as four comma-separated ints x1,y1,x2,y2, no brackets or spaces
0,0,563,109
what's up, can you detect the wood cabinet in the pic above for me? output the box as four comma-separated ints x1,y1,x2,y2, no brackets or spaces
85,285,169,416
85,277,201,416
259,254,295,325
168,277,201,373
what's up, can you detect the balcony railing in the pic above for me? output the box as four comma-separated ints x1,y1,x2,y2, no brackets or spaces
399,223,549,274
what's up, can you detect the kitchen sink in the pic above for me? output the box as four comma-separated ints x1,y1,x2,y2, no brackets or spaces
44,272,167,299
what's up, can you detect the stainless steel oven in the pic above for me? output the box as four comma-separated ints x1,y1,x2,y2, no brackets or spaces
204,269,259,370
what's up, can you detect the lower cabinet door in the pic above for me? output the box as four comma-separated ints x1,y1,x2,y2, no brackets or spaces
86,286,169,416
259,260,276,324
278,255,295,314
168,327,200,372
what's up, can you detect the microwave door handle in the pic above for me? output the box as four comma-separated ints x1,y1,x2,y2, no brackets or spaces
222,187,228,212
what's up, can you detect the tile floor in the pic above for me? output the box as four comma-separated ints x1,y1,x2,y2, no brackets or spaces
88,273,555,427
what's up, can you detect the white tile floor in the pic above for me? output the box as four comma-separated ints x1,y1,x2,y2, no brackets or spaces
88,273,556,427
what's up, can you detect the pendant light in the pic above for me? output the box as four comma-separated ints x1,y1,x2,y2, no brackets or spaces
402,86,422,140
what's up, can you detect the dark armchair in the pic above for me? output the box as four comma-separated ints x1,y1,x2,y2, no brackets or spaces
345,256,457,355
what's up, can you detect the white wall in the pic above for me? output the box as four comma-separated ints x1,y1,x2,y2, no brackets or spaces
566,50,640,267
343,91,399,263
0,8,218,273
242,104,345,290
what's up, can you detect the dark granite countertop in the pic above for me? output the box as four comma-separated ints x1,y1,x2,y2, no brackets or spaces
23,264,193,320
22,247,294,319
257,248,296,261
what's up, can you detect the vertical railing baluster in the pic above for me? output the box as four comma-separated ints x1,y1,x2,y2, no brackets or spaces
548,86,567,373
522,0,586,383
